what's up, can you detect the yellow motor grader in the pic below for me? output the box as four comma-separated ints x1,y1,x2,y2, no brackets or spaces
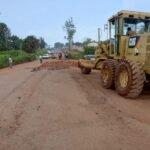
78,10,150,98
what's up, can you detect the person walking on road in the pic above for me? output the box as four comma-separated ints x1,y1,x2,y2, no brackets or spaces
9,56,13,68
58,52,62,60
39,55,43,64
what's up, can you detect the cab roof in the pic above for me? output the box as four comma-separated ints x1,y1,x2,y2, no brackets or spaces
109,10,150,21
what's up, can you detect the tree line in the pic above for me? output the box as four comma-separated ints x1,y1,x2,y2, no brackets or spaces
0,22,47,53
54,38,95,49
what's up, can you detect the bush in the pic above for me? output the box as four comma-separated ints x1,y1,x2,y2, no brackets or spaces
0,55,9,68
35,49,48,56
84,46,96,55
13,54,35,65
69,52,85,60
0,50,36,68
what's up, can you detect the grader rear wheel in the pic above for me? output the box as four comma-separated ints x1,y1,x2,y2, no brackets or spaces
115,60,145,98
81,67,91,74
101,59,117,89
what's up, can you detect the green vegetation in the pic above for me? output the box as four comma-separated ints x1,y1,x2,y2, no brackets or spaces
0,21,48,69
68,46,96,60
69,52,85,60
8,35,23,50
0,23,11,51
84,46,96,55
35,49,48,57
0,49,47,68
22,36,40,53
63,17,76,50
0,22,47,52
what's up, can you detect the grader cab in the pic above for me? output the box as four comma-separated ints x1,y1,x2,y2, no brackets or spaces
79,10,150,98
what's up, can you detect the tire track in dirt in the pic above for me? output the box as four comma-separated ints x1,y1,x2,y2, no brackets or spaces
0,70,49,138
70,68,150,126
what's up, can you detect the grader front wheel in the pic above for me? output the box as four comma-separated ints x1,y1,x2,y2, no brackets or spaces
101,60,117,89
81,67,91,74
115,60,145,98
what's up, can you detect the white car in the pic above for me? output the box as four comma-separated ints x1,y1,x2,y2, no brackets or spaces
49,53,57,59
83,55,96,60
42,54,50,59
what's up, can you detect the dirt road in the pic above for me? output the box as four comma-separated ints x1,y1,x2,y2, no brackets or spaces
0,60,150,150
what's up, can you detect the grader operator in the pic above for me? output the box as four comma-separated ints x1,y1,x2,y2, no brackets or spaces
78,10,150,98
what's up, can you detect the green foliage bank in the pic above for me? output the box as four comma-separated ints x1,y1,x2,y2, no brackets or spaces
0,49,47,68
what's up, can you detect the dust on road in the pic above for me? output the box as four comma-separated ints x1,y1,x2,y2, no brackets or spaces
0,60,150,150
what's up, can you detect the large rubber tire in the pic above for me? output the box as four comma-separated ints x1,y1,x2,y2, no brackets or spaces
115,60,145,98
81,67,91,74
101,59,117,89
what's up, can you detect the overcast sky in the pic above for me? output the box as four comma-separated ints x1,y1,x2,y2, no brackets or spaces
0,0,150,46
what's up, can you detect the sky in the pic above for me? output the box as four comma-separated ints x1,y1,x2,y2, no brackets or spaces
0,0,150,46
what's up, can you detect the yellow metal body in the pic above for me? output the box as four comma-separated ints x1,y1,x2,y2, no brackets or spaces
78,57,104,70
108,10,150,75
79,10,150,77
79,59,95,69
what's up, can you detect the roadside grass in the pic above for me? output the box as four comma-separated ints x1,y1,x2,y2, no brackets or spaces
0,49,47,68
68,47,96,60
35,49,48,57
69,52,85,60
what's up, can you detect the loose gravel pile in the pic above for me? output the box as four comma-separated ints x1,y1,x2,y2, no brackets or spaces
32,60,78,71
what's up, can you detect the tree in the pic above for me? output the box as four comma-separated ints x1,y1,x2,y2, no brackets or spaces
54,42,64,48
64,42,69,48
83,38,92,46
39,37,47,49
0,23,11,50
22,35,39,53
8,35,23,50
63,17,76,50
